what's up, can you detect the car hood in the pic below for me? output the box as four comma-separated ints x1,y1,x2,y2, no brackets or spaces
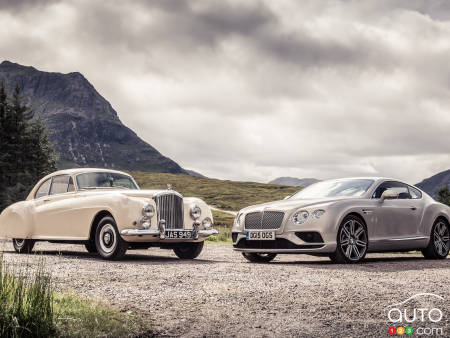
78,189,181,199
240,197,359,213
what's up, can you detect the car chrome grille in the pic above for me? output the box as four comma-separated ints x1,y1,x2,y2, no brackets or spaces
153,193,184,229
244,211,284,230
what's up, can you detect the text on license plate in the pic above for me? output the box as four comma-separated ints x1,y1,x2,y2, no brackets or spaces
246,231,275,240
165,230,193,239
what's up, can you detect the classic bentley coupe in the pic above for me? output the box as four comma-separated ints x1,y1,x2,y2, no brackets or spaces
232,178,450,263
0,169,218,260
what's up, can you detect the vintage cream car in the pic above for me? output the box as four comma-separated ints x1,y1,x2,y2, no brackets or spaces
0,169,218,260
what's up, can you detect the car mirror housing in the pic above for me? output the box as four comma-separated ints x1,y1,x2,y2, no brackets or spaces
380,189,399,202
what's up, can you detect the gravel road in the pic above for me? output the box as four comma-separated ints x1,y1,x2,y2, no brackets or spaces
1,241,449,337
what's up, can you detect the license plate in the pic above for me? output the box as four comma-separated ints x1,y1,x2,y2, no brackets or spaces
246,231,275,241
164,230,193,239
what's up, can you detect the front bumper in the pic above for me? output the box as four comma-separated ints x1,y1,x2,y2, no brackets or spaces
121,228,218,238
232,231,336,254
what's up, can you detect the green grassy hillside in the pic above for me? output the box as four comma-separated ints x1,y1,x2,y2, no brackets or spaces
131,172,299,212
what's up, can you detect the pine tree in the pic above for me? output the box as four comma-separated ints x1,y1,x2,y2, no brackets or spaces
437,186,450,206
0,84,57,212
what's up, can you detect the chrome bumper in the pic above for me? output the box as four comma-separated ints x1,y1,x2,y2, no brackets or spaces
120,229,219,237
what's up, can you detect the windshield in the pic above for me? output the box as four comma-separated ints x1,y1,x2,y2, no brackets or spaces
290,179,374,199
76,172,138,190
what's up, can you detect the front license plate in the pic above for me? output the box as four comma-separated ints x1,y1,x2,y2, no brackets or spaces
246,231,275,241
165,230,193,239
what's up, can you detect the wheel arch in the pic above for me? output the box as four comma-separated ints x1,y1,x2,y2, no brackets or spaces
89,210,115,242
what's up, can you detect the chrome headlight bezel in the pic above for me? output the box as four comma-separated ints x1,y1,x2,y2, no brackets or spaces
190,204,202,220
312,209,325,219
142,204,155,218
292,210,309,225
202,217,212,229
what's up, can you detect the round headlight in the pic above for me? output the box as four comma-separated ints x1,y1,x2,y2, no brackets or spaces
312,209,325,219
142,204,155,218
292,210,309,224
202,217,212,229
190,205,202,220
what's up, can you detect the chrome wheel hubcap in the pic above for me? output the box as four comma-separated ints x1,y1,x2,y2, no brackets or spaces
99,224,117,254
340,219,367,261
434,222,449,256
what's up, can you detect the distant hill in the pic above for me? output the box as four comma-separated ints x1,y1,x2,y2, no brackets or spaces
416,169,450,199
0,61,185,173
184,169,206,178
269,177,320,187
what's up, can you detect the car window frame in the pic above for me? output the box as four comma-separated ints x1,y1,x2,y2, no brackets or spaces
371,180,412,200
407,185,423,200
34,178,52,199
49,174,74,196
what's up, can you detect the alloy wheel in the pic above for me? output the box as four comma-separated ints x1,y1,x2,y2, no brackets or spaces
339,219,367,261
433,221,450,257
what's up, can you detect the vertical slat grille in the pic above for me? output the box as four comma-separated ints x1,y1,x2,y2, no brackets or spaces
154,193,184,229
244,211,284,230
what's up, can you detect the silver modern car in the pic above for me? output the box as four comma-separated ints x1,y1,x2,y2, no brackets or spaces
232,178,450,263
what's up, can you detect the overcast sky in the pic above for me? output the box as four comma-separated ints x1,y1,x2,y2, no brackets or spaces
1,0,449,184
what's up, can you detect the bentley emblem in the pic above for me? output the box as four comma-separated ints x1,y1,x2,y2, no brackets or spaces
167,184,172,190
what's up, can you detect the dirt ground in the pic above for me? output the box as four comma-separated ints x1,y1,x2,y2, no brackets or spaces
1,241,449,337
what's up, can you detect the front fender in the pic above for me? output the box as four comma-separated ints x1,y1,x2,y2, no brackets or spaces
0,201,34,239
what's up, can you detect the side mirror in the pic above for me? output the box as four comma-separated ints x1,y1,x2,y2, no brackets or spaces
283,195,291,200
380,189,399,202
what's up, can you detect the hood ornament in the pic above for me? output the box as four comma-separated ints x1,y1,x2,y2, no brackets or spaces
167,184,172,190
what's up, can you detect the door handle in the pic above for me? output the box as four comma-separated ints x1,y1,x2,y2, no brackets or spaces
43,199,51,202
410,206,417,211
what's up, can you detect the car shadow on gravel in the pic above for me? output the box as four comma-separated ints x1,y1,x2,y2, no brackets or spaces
1,249,216,265
270,255,449,272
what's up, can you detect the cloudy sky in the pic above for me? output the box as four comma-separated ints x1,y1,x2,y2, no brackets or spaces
1,0,449,184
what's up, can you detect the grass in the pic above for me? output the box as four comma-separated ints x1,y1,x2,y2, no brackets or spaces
0,255,150,337
131,172,299,211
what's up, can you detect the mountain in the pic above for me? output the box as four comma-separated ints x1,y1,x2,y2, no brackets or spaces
184,169,206,178
416,169,450,199
0,61,185,173
269,177,320,187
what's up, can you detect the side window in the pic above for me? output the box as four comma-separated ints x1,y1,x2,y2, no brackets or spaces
68,177,75,192
35,179,52,199
408,186,422,199
372,181,411,199
50,175,70,195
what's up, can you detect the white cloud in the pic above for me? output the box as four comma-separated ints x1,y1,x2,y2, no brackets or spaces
0,0,449,183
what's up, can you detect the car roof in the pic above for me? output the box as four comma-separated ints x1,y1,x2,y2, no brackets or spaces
48,168,131,176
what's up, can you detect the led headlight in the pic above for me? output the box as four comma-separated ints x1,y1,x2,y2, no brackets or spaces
202,217,212,229
234,212,242,226
312,209,325,219
142,204,155,218
190,205,202,220
292,210,309,224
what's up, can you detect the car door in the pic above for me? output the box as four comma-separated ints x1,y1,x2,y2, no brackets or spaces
33,175,78,239
371,181,423,249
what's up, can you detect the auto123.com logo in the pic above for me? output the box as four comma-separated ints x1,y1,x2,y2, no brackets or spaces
386,293,445,336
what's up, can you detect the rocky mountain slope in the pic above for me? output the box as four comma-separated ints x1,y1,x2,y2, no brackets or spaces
416,169,450,198
0,61,185,173
268,177,320,187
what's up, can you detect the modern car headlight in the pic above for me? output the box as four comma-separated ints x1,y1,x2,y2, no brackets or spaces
292,210,309,225
202,217,212,229
234,212,242,226
312,209,325,219
142,204,155,218
190,205,202,220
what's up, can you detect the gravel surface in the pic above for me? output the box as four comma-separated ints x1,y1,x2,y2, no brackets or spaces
1,241,449,337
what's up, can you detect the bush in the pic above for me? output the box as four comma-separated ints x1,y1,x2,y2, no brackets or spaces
0,256,55,337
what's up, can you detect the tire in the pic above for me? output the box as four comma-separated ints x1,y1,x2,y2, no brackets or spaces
95,216,127,260
422,219,450,259
84,241,98,254
242,252,277,263
173,241,204,259
12,238,35,254
330,215,368,264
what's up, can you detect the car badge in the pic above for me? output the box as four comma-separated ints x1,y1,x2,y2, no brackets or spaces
167,184,172,190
